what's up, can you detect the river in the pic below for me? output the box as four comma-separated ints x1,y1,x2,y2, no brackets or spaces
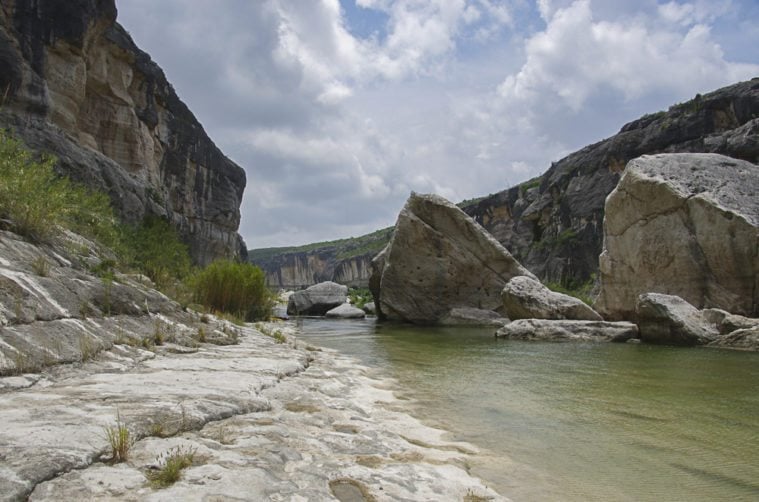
295,317,759,501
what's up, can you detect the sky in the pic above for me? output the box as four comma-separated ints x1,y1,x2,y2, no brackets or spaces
116,0,759,249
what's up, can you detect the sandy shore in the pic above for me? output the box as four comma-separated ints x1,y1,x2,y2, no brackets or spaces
0,317,506,501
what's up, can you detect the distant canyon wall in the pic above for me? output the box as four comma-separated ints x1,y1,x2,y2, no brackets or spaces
0,0,247,264
259,253,373,290
465,79,759,287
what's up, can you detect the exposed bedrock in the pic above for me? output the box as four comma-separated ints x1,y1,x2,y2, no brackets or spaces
0,0,246,264
596,153,759,320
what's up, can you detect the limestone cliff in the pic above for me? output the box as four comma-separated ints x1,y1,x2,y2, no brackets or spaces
249,228,392,289
465,79,759,287
0,0,247,264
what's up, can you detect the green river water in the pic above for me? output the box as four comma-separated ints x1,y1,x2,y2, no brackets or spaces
296,318,759,501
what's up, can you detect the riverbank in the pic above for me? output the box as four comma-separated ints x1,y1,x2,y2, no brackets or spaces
0,318,504,501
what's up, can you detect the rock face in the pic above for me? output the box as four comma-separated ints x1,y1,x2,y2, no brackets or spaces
495,319,638,343
248,227,392,289
369,193,536,324
635,293,719,346
325,303,366,319
286,281,348,316
596,154,759,319
501,275,602,321
709,326,759,351
0,1,246,264
464,79,759,287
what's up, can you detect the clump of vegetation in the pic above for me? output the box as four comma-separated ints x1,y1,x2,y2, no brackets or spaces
545,274,596,306
347,287,373,309
31,256,50,276
147,445,196,487
0,130,120,245
125,215,191,289
104,411,133,463
187,260,273,321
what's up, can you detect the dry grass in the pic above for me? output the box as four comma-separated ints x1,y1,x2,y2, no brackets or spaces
104,412,133,463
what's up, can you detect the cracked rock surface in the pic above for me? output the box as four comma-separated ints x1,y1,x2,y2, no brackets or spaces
1,322,505,502
596,153,759,320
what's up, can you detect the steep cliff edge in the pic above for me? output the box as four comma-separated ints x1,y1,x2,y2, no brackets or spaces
465,79,759,287
0,0,246,264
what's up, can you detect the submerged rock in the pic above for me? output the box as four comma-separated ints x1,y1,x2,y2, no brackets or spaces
495,319,638,342
287,281,348,316
325,303,366,319
636,293,719,346
501,276,602,321
596,153,759,320
369,193,535,324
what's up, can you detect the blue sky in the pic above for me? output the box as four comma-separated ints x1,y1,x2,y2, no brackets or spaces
116,0,759,249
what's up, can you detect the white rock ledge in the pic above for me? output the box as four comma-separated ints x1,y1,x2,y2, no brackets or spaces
0,321,506,501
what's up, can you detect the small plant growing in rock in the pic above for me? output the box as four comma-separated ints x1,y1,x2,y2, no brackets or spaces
31,256,50,276
147,445,196,488
197,326,206,343
104,411,133,463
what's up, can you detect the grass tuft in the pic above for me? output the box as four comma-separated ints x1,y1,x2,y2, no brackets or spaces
147,446,196,488
104,411,133,463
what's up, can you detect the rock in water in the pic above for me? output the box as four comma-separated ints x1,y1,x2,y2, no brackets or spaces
495,319,638,343
596,153,759,319
636,293,719,346
369,193,535,324
501,275,602,321
325,303,366,319
287,282,348,316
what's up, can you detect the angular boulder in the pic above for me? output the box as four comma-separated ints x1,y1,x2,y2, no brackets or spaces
369,193,536,324
495,319,638,343
596,153,759,319
362,302,376,315
325,303,366,319
286,282,348,316
501,276,602,321
636,293,718,346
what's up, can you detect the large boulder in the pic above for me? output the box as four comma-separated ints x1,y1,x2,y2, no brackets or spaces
369,193,536,324
286,282,348,316
325,303,366,319
636,293,719,346
501,276,602,321
495,319,638,343
596,153,759,319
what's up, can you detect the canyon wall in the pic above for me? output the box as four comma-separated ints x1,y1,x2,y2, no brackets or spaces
0,0,247,264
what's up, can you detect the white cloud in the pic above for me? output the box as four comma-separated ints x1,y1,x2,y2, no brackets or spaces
499,0,759,112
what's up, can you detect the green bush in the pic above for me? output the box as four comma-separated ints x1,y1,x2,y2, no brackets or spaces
188,260,273,321
0,130,119,244
125,215,191,288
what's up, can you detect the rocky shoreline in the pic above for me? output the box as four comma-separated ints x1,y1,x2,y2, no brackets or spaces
0,318,505,502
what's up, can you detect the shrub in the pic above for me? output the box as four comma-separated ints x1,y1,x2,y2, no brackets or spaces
0,130,119,244
188,260,273,321
125,215,191,288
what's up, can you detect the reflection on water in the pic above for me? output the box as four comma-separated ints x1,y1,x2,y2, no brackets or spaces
296,318,759,501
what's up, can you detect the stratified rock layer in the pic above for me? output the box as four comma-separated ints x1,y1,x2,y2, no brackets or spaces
0,1,246,264
495,319,638,343
370,193,535,324
596,153,759,319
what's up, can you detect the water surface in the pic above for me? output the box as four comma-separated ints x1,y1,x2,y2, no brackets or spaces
296,318,759,501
